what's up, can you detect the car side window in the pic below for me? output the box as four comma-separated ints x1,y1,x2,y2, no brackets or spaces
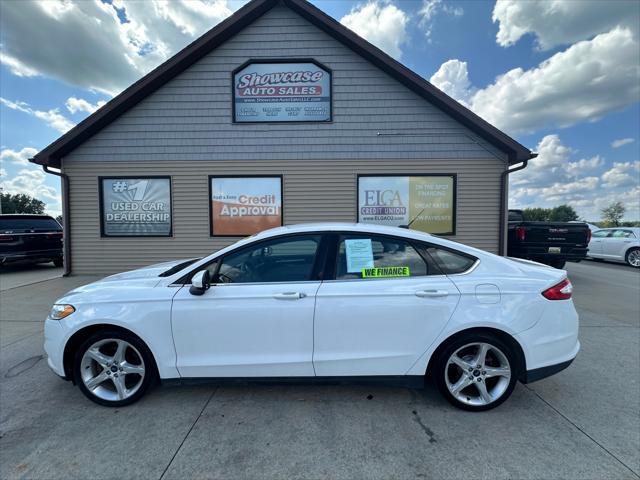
426,247,477,274
216,235,321,284
335,235,428,280
592,230,610,238
613,230,633,238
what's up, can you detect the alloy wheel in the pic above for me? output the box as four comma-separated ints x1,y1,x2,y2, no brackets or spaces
627,250,640,267
80,338,146,402
444,342,511,407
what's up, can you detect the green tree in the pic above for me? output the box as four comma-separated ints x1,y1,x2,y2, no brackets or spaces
522,207,550,221
549,204,579,222
0,193,46,214
601,201,626,227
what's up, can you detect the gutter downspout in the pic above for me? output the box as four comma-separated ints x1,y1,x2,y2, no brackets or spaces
498,154,536,256
42,164,72,276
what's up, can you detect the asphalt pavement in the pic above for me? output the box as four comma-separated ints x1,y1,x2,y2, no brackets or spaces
0,260,638,479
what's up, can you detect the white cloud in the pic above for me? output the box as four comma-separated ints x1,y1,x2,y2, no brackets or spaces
612,138,635,149
431,27,640,135
65,97,107,115
492,0,638,50
0,0,234,96
602,161,640,187
510,135,640,221
418,0,463,41
0,166,61,215
340,1,408,60
1,98,75,133
429,59,473,106
0,147,39,166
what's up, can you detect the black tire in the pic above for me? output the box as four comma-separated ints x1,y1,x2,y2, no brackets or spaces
73,329,157,407
433,331,520,412
625,248,640,268
53,257,63,267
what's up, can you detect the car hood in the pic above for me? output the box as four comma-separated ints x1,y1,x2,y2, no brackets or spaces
100,258,197,282
56,259,196,303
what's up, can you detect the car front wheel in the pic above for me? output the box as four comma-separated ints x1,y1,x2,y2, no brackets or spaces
626,248,640,268
73,330,156,407
434,333,518,411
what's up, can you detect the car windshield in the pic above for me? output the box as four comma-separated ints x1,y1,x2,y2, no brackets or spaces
158,258,201,277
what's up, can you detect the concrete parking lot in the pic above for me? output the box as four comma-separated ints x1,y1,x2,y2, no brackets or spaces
0,260,638,479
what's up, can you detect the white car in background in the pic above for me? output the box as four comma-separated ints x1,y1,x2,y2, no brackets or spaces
44,223,580,411
588,227,640,267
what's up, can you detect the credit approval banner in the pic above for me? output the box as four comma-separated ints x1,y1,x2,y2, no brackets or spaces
210,177,282,236
233,62,331,122
358,176,455,235
101,177,172,236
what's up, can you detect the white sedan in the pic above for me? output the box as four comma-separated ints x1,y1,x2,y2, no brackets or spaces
44,223,579,411
588,227,640,267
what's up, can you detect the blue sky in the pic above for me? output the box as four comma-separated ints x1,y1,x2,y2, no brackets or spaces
1,0,639,221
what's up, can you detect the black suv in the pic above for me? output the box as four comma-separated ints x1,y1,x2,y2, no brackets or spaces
0,214,63,267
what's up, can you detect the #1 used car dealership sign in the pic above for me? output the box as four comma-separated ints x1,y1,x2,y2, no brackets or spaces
100,177,172,236
233,61,331,122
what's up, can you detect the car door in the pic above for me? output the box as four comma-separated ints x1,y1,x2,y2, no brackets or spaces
589,230,610,257
602,229,635,259
313,233,460,376
171,234,325,377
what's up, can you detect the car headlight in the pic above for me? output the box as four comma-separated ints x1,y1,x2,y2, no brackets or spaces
49,304,75,320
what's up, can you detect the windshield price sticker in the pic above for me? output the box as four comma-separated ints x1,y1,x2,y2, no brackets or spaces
345,239,374,272
362,266,410,278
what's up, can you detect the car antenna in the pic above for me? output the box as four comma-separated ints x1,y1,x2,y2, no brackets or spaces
399,207,426,229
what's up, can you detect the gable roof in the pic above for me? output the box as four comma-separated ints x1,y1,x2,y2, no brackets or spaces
30,0,535,168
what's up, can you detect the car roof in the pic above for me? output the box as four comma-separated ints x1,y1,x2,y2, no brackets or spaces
0,214,56,219
252,222,435,241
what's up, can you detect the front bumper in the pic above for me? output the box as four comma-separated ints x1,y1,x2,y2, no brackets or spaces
44,319,67,378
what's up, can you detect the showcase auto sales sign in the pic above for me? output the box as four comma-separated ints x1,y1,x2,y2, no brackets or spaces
233,62,331,122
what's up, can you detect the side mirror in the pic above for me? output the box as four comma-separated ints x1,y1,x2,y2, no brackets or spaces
189,270,211,296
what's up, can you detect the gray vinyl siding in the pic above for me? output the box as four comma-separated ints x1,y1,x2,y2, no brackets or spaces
62,5,508,274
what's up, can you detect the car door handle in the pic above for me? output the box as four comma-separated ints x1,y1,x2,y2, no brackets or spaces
415,290,449,298
273,292,307,300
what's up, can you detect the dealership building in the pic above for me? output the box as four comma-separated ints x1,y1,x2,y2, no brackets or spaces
31,0,534,275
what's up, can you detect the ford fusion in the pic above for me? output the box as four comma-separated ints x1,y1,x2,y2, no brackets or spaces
44,223,579,411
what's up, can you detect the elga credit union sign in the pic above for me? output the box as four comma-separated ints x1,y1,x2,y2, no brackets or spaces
233,62,331,122
100,177,172,236
358,176,456,235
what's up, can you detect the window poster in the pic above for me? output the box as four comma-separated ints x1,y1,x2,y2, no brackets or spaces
358,176,455,235
101,177,172,236
210,177,282,236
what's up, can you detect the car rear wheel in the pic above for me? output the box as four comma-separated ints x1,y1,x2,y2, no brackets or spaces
73,330,156,407
434,332,518,411
626,248,640,268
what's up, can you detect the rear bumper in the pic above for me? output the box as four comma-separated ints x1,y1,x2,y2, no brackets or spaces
515,299,580,379
509,247,588,261
1,249,62,263
521,358,575,383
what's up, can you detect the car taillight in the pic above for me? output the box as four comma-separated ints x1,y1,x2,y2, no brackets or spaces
542,278,573,300
46,232,63,239
515,226,526,241
586,229,592,243
0,234,16,242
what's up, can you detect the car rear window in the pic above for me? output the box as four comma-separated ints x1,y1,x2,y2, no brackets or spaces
0,217,61,233
426,247,477,274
